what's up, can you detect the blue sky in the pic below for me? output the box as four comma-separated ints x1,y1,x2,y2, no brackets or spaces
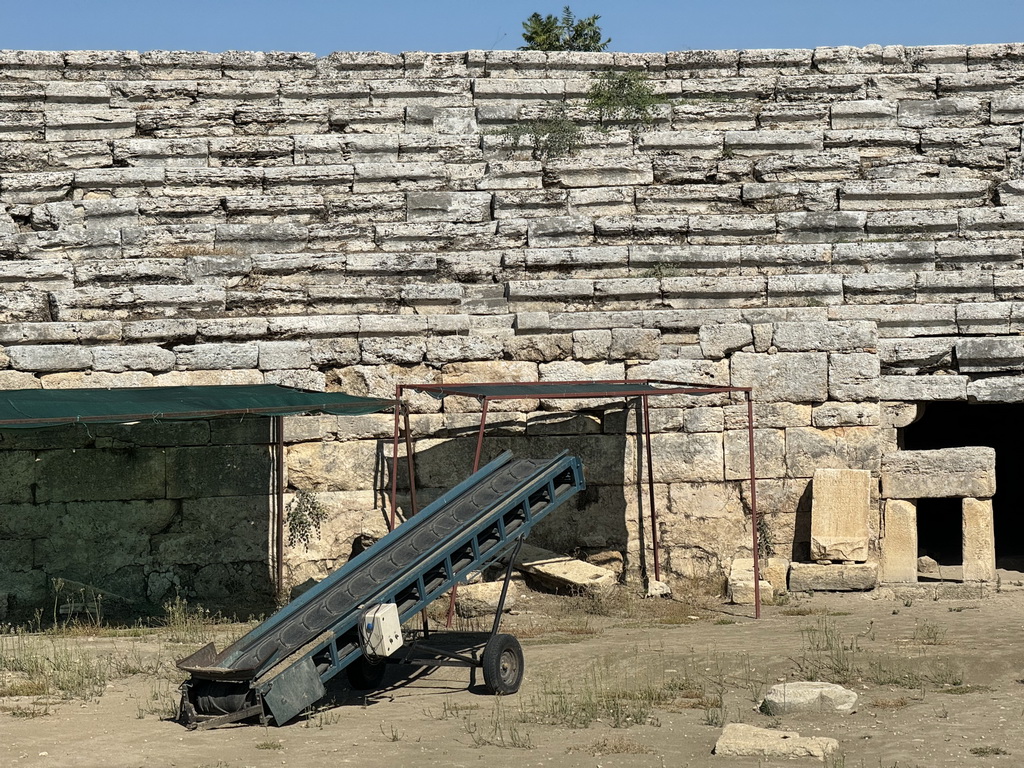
2,1,1023,54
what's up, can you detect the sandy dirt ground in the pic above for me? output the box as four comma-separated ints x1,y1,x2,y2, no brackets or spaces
3,585,1024,768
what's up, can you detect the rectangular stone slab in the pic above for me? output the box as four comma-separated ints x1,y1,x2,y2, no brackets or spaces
881,499,918,583
881,447,995,499
789,562,878,591
810,468,871,562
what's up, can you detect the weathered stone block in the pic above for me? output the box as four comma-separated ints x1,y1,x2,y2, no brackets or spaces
731,352,828,403
714,723,838,760
962,497,996,582
786,426,882,476
725,428,785,480
35,448,166,503
760,682,858,715
881,447,996,499
810,468,872,562
789,562,878,591
650,432,724,483
165,445,272,498
829,352,881,401
881,499,917,583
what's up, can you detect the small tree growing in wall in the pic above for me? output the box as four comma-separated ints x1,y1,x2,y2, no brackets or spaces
520,6,610,52
586,70,668,137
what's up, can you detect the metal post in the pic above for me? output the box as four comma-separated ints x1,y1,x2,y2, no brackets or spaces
490,538,524,637
747,391,761,619
274,415,285,599
473,397,490,473
389,386,402,531
403,404,418,518
448,397,491,628
643,394,660,584
633,399,648,584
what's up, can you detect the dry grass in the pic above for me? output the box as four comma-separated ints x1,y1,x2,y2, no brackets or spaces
568,735,656,756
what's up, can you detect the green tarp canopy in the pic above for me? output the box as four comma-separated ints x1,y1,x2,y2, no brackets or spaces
0,384,395,429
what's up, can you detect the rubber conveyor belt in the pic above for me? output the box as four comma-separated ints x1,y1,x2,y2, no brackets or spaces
177,450,585,727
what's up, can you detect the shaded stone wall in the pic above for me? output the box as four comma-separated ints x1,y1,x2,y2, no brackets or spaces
0,418,275,615
4,44,1024,609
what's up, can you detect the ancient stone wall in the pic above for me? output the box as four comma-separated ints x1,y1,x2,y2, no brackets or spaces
3,44,1024,611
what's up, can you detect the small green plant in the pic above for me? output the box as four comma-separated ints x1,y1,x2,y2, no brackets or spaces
913,619,947,646
286,490,329,550
793,617,859,684
585,71,668,137
499,104,583,160
970,746,1009,756
255,740,283,750
380,722,402,742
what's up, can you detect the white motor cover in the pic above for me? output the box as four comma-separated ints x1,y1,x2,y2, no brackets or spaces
359,603,403,659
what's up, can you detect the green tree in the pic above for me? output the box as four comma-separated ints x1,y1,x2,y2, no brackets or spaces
520,6,610,52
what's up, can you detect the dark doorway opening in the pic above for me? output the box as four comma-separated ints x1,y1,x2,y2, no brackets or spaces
901,402,1024,569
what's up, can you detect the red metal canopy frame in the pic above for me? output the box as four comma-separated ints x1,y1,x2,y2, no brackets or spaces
388,380,763,618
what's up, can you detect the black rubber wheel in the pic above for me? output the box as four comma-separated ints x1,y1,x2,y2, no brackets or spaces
346,656,388,690
481,633,524,695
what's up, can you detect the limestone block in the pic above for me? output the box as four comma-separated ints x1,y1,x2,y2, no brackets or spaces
688,213,775,243
724,130,822,156
174,343,258,370
668,481,743,521
917,272,994,305
778,211,866,243
724,428,785,480
407,191,492,223
830,99,898,129
91,344,175,373
257,341,311,371
829,352,881,402
731,352,828,403
714,723,838,760
0,451,34,504
967,376,1024,403
286,439,383,493
516,543,616,596
728,573,773,606
830,304,957,338
165,445,271,499
960,208,1024,240
881,447,995,499
789,562,878,591
650,432,724,483
962,498,996,582
786,426,882,476
772,321,877,353
760,682,858,715
607,328,659,361
527,216,593,248
455,581,518,618
6,344,93,372
877,338,954,373
724,403,811,430
813,402,880,427
898,98,986,128
879,375,967,402
881,499,918,583
698,323,753,359
543,157,654,189
810,468,872,562
35,448,166,503
955,337,1024,373
840,179,990,210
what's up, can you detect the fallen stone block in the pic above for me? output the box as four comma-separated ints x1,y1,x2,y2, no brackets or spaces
760,681,858,715
789,562,878,591
714,723,838,760
516,543,616,596
455,581,517,618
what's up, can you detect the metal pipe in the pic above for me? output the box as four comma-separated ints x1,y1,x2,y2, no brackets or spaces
448,396,491,628
403,403,418,518
389,387,403,532
490,538,523,637
633,399,648,584
473,397,490,473
747,391,761,620
274,415,285,600
643,394,660,583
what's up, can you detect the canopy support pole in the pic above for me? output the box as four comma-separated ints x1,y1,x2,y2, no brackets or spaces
274,415,285,601
747,390,761,620
642,394,660,584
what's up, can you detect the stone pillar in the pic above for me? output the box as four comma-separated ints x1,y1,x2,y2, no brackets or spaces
962,497,996,582
880,499,917,583
810,468,871,562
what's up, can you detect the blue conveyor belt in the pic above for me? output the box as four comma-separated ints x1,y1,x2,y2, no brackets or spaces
178,450,585,725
